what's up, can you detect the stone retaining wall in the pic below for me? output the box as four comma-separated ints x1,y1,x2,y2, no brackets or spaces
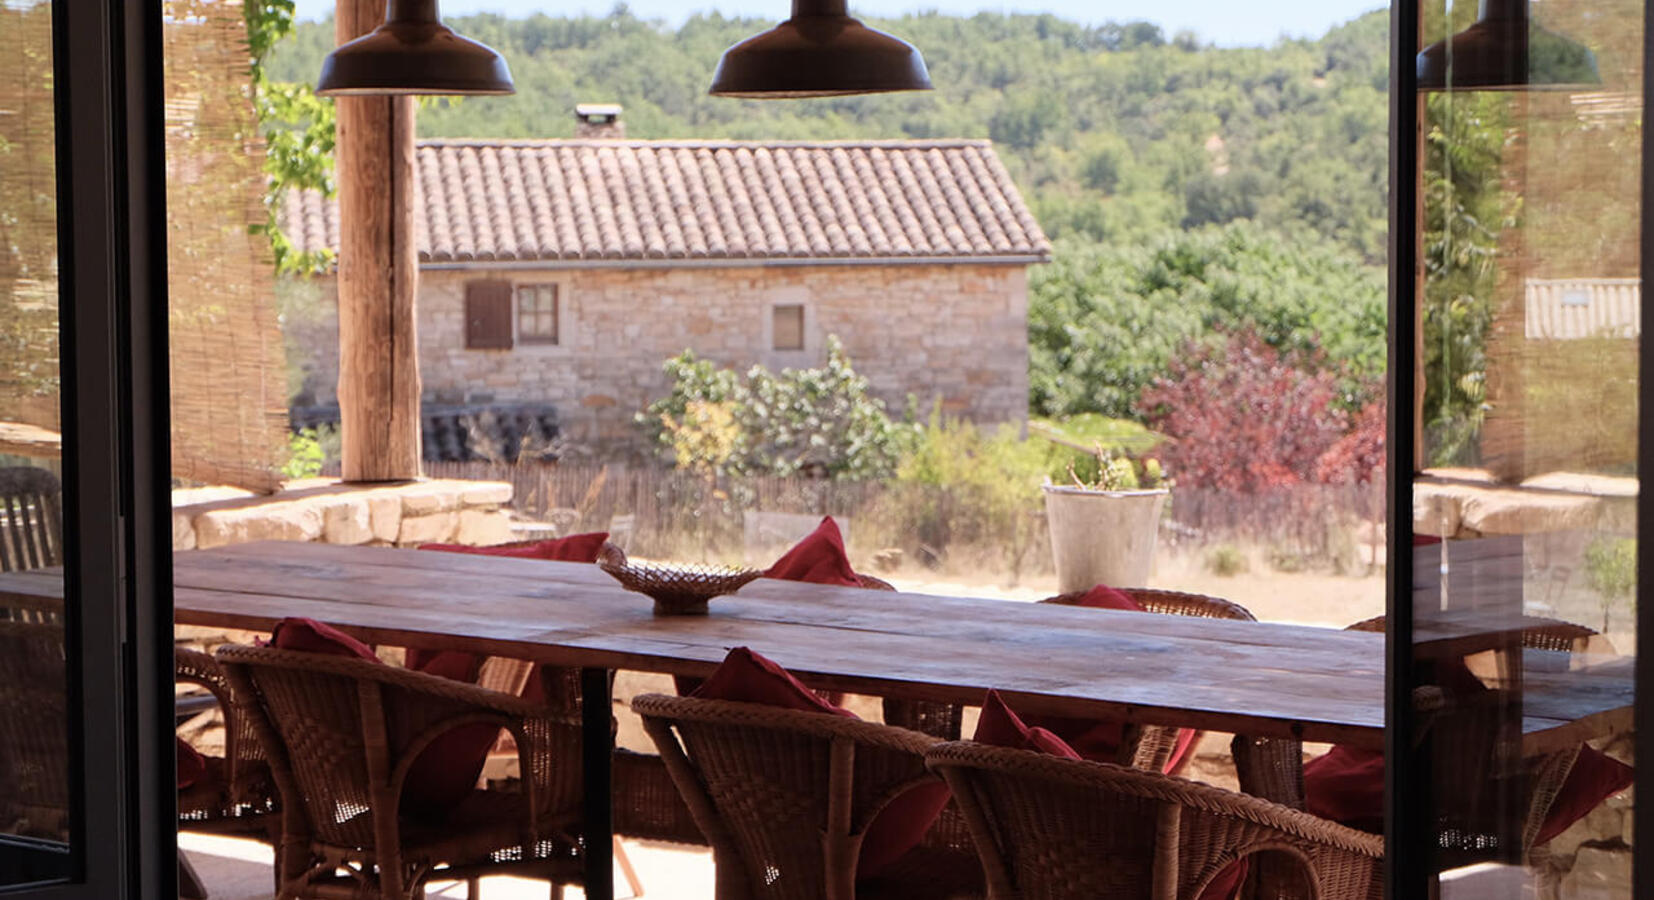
171,478,515,550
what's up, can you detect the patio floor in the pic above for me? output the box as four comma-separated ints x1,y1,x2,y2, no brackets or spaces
179,831,714,900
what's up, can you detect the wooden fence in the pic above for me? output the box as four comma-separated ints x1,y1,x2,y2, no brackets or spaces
424,460,1385,571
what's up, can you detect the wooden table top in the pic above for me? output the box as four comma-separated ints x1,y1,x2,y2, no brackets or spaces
0,540,1633,753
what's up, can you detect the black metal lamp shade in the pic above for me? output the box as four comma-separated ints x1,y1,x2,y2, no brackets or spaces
317,0,514,97
1417,0,1599,91
709,0,932,99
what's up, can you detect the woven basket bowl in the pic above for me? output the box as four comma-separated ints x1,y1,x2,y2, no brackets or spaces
599,557,762,615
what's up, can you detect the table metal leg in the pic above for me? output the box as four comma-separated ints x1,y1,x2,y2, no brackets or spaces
582,666,615,900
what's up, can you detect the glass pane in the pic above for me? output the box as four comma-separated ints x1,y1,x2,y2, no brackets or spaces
1413,0,1638,893
0,0,71,886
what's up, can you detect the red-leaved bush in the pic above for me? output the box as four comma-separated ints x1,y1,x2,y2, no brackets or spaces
1315,400,1386,485
1138,331,1351,493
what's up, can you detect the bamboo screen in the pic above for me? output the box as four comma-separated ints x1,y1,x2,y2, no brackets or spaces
0,2,62,442
162,0,289,492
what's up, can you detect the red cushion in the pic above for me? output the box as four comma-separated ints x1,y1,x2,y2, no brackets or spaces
690,647,854,718
176,736,207,790
764,516,860,587
975,690,1241,899
1303,744,1386,834
972,690,1082,760
418,531,610,561
691,648,944,878
270,617,378,661
1533,746,1634,845
1071,584,1142,611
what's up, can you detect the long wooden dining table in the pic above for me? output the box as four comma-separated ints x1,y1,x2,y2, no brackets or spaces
0,539,1636,900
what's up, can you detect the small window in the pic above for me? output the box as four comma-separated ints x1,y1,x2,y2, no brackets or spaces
516,284,559,345
773,304,805,351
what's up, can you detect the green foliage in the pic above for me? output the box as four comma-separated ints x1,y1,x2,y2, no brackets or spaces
884,417,1055,579
245,0,336,275
281,427,326,479
1586,537,1636,600
1029,224,1385,419
639,337,909,479
266,9,1391,260
1585,535,1636,633
1420,92,1511,466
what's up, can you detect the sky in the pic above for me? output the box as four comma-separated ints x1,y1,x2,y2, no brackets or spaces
294,0,1386,48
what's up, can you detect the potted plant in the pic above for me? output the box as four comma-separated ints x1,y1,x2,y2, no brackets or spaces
1042,451,1169,592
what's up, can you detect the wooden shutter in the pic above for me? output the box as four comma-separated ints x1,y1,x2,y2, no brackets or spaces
465,280,514,349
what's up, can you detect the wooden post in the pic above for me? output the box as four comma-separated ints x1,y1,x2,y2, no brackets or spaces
335,0,423,482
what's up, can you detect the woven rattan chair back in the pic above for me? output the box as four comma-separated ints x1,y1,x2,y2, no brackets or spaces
1345,613,1604,653
632,692,953,900
175,648,277,824
0,467,63,573
926,741,1383,900
218,644,586,898
0,619,70,841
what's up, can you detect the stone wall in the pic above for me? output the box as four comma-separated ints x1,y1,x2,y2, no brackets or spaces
294,262,1031,448
171,479,515,550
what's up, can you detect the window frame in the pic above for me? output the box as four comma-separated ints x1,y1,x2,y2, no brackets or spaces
514,283,561,347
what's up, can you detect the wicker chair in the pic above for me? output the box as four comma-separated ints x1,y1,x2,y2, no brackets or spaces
632,692,985,900
1341,614,1606,868
1038,588,1304,795
0,466,62,573
175,648,280,841
0,618,69,843
217,644,589,899
926,741,1383,900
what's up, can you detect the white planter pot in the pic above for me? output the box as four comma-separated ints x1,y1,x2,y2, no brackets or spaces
1042,485,1168,593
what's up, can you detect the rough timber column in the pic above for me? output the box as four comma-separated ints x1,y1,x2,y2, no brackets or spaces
335,0,423,481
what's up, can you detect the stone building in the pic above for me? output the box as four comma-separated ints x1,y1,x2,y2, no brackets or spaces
281,110,1050,456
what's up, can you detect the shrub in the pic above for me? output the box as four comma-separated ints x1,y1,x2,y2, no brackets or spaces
1204,544,1249,576
1585,536,1636,632
638,336,910,480
879,418,1056,581
1139,329,1350,493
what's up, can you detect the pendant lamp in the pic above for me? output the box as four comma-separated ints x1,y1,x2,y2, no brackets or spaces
317,0,514,97
709,0,932,99
1417,0,1599,91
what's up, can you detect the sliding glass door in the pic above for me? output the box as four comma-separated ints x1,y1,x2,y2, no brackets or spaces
1391,0,1645,895
0,0,174,897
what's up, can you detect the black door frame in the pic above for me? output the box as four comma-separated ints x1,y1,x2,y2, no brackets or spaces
1,0,174,896
1387,0,1653,897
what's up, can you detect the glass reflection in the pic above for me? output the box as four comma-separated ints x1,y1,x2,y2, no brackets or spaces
1413,0,1638,893
0,0,70,885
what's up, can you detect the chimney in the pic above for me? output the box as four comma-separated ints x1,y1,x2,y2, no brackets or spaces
575,103,625,139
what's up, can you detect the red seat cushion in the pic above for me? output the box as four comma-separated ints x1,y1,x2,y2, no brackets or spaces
268,616,496,822
1533,746,1632,845
412,533,609,702
974,689,1244,900
972,690,1082,759
176,736,207,790
270,617,378,661
690,647,947,880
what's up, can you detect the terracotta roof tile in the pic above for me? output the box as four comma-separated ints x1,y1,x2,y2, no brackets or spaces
281,138,1051,264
